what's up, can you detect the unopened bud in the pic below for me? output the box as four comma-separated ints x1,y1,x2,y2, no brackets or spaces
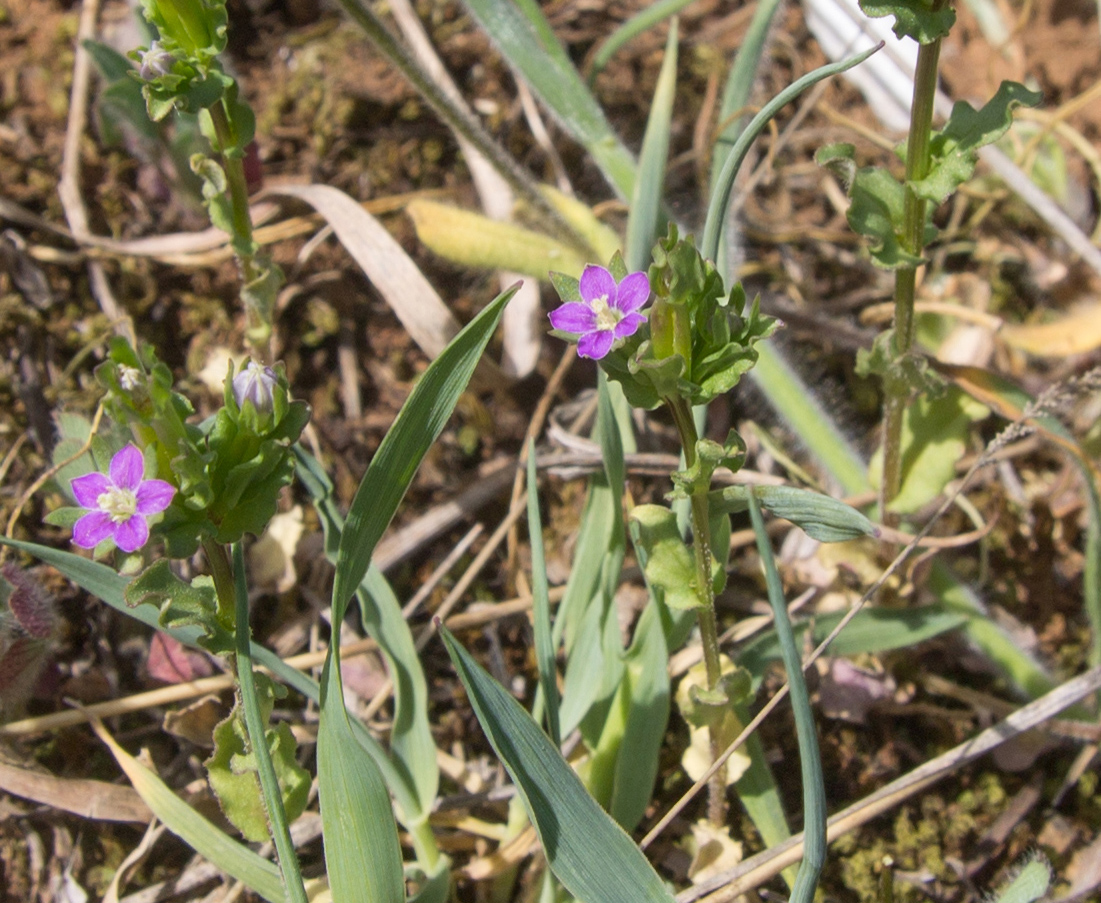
233,361,278,414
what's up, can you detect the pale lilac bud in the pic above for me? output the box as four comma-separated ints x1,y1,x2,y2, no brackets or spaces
138,42,176,80
233,361,278,413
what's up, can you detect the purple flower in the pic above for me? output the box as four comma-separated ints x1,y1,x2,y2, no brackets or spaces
70,445,175,553
138,41,176,81
549,265,650,359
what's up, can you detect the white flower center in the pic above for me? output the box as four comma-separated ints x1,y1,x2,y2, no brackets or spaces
118,366,142,391
98,487,138,523
590,296,621,331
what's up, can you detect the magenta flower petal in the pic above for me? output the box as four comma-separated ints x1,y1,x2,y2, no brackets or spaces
135,480,176,515
578,330,615,359
112,516,150,554
614,312,647,339
549,261,651,359
109,444,145,491
72,510,116,549
68,444,176,553
579,265,616,303
548,302,598,333
614,272,651,314
71,472,111,509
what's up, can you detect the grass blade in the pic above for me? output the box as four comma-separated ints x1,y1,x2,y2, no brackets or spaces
588,0,695,85
317,655,405,903
90,718,285,903
331,284,516,618
748,494,825,903
460,0,638,198
703,44,881,262
625,19,677,272
527,439,561,747
440,625,677,903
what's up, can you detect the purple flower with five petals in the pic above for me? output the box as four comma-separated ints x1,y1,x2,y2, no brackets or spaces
70,445,176,553
548,265,650,359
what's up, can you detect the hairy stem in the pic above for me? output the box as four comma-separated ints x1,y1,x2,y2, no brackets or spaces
667,394,726,823
880,32,943,522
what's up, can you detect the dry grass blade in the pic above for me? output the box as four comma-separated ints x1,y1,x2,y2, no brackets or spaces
0,759,153,824
264,183,463,360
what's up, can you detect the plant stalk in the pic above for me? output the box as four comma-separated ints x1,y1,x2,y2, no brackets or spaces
208,100,272,361
226,541,310,903
667,394,726,822
880,31,943,522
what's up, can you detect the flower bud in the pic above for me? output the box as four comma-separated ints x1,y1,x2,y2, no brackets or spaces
137,41,176,80
232,361,278,414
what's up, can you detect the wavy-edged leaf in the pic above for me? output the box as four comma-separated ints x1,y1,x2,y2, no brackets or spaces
440,626,676,903
89,718,285,903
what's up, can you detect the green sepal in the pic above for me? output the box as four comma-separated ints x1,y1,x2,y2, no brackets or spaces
858,0,956,43
909,81,1043,205
549,271,582,303
206,674,311,843
629,505,701,610
606,250,629,282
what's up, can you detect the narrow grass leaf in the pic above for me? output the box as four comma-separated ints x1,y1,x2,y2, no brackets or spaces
588,0,694,84
609,605,669,831
703,44,881,262
267,184,462,360
0,535,421,823
440,626,677,903
331,284,516,618
89,718,285,903
748,495,825,903
317,658,405,903
739,603,969,688
625,20,677,272
527,440,561,746
460,0,638,198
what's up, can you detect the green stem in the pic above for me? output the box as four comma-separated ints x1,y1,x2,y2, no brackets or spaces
881,32,943,521
208,100,271,360
667,394,726,822
228,542,310,903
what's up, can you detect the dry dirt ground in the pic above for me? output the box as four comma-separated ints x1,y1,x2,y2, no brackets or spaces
1,0,1100,900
